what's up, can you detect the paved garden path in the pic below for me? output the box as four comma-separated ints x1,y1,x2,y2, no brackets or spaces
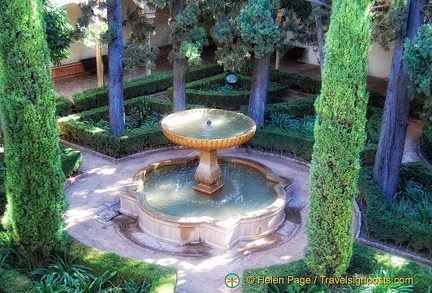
64,147,311,293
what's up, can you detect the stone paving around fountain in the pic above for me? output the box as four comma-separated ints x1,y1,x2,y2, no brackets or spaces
64,147,311,293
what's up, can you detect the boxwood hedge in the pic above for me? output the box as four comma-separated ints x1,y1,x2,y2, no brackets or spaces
72,63,223,112
420,120,432,162
358,163,432,253
59,96,187,158
166,73,289,109
0,268,37,293
242,97,381,166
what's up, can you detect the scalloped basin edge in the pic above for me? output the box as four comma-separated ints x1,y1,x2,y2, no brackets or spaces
119,156,293,251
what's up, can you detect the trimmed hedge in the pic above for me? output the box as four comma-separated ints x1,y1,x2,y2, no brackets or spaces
59,96,180,157
243,242,432,293
55,95,73,117
60,146,82,178
72,63,223,112
242,97,380,166
70,240,176,293
167,73,289,109
0,268,37,293
420,120,432,161
358,163,432,253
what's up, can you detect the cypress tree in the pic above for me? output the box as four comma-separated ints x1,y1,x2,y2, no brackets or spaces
305,0,370,277
0,0,66,264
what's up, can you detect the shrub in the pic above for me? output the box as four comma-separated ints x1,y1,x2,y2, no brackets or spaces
243,243,432,293
69,240,176,293
0,268,37,293
358,165,432,253
167,73,288,109
305,0,371,277
72,63,223,112
59,96,178,157
0,0,66,264
55,94,73,117
241,98,379,166
60,146,82,178
420,120,432,162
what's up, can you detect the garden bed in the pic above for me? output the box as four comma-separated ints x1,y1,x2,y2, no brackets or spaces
71,63,223,113
167,73,289,109
242,97,381,166
243,242,432,293
358,162,432,255
58,96,198,158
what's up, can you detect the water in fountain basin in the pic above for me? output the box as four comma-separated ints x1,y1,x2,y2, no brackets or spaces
140,161,277,221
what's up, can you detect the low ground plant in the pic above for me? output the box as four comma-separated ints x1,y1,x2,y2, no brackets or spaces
82,101,162,134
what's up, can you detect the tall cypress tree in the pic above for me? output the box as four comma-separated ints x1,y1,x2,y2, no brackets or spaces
0,0,65,264
305,0,370,277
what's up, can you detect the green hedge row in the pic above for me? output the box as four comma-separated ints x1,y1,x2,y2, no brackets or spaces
245,126,377,166
242,97,380,166
55,94,73,117
420,120,432,162
0,268,37,293
239,64,430,117
243,242,432,293
58,96,180,158
59,146,82,178
166,73,289,109
358,163,432,253
70,240,176,293
72,63,223,112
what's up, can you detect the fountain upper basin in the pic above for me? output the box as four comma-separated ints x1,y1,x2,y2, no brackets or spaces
161,109,256,151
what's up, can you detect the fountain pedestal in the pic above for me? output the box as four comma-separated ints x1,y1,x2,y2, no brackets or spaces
193,149,224,194
161,108,256,195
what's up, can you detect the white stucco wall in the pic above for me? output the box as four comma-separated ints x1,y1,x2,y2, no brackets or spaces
57,0,172,65
299,41,394,79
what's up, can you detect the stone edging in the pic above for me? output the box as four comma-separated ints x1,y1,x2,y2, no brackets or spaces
353,199,432,268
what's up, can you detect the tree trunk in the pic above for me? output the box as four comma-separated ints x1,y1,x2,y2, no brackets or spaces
172,0,186,113
373,0,427,205
96,41,104,87
314,6,325,68
108,0,125,136
247,53,272,126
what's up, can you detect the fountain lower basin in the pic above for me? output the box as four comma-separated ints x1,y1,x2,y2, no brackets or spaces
119,156,293,251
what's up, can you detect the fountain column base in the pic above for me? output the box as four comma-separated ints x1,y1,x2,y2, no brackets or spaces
193,149,224,194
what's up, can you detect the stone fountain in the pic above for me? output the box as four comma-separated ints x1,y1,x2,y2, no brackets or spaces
161,108,256,194
119,108,293,251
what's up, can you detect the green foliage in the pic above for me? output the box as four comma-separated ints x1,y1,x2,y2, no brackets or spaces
43,0,73,65
404,24,432,120
123,44,160,74
169,2,208,66
244,243,432,293
59,96,174,157
420,120,432,161
69,240,176,293
305,0,371,277
72,63,223,112
55,95,73,117
82,100,162,133
59,146,82,178
167,73,288,109
242,98,379,165
283,0,330,54
0,268,37,293
371,0,408,51
72,0,112,47
237,0,281,58
358,164,432,253
0,0,66,264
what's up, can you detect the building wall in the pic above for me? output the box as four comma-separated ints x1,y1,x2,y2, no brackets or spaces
56,1,394,79
299,41,393,79
57,0,172,65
